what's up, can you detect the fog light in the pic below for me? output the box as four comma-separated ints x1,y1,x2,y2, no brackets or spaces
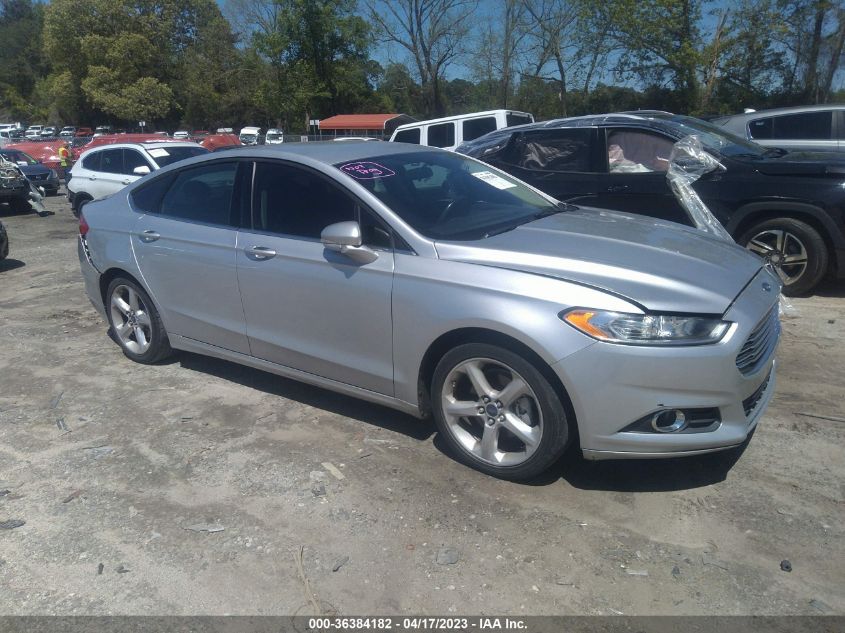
651,409,687,433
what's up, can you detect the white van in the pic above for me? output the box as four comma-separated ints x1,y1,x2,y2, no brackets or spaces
239,126,261,145
265,128,284,144
389,110,534,151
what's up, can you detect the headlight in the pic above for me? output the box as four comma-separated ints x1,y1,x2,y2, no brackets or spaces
561,309,730,346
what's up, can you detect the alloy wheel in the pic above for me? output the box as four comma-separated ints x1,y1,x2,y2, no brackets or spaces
110,284,153,354
440,358,543,466
746,229,808,285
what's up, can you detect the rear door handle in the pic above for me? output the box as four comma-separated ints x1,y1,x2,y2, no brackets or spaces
138,230,160,243
607,185,629,192
245,246,276,260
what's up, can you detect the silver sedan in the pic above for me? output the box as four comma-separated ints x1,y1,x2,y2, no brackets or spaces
77,142,780,480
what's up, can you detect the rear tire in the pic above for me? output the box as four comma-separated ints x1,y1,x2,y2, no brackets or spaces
73,196,91,218
739,217,828,296
105,277,172,364
431,343,570,481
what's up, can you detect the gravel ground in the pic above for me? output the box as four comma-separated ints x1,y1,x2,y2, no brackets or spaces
0,194,843,616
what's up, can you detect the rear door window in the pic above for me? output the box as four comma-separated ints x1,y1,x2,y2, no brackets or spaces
393,128,420,144
158,161,239,226
506,129,593,172
771,111,833,140
427,122,456,148
99,149,123,174
462,117,498,141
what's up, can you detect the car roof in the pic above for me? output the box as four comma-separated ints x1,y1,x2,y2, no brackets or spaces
393,110,532,131
86,141,204,152
241,141,445,162
714,103,845,123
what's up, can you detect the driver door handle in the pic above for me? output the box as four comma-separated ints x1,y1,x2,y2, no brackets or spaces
138,230,160,243
607,185,629,192
245,245,276,260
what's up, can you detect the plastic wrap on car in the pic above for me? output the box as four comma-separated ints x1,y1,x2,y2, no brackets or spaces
667,135,795,316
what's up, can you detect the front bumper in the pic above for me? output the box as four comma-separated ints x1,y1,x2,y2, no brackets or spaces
553,268,781,459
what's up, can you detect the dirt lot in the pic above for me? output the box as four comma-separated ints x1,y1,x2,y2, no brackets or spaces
0,194,843,616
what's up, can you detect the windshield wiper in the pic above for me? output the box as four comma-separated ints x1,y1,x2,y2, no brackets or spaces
533,201,576,219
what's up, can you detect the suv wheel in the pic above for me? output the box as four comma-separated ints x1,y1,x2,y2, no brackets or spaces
106,277,172,364
431,343,570,480
740,218,828,296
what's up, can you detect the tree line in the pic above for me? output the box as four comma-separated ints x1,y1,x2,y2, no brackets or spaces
0,0,843,133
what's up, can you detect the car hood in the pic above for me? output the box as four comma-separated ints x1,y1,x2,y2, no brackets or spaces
434,208,763,315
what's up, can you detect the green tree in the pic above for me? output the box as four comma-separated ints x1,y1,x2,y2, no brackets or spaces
0,0,46,120
42,0,236,127
228,0,375,131
604,0,704,113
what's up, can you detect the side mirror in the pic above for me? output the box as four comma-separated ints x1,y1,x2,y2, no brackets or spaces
133,165,151,176
321,221,378,264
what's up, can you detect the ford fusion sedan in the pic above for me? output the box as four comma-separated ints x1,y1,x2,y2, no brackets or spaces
77,143,780,480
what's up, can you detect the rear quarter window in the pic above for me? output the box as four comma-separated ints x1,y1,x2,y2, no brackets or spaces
130,173,175,213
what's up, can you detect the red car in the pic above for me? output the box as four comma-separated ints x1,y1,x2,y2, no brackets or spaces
199,133,241,151
4,140,75,170
75,128,94,137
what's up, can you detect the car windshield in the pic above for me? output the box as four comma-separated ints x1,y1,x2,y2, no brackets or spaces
0,150,37,164
335,151,563,241
241,135,257,142
266,133,281,140
670,116,767,158
148,146,209,168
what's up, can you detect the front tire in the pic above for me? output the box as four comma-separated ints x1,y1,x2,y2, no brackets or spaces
740,217,828,296
105,277,172,364
431,343,570,480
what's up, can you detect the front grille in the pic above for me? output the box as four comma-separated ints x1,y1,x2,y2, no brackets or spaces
743,370,772,417
736,306,780,376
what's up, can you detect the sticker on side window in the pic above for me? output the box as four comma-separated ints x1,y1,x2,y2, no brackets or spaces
339,162,395,179
471,170,516,189
148,148,170,158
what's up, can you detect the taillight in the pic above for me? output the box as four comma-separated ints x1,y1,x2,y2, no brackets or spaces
79,212,89,236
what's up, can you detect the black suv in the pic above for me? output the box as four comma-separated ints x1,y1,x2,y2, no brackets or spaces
458,111,845,295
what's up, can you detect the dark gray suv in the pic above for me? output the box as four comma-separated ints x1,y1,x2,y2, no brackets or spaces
712,105,844,154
